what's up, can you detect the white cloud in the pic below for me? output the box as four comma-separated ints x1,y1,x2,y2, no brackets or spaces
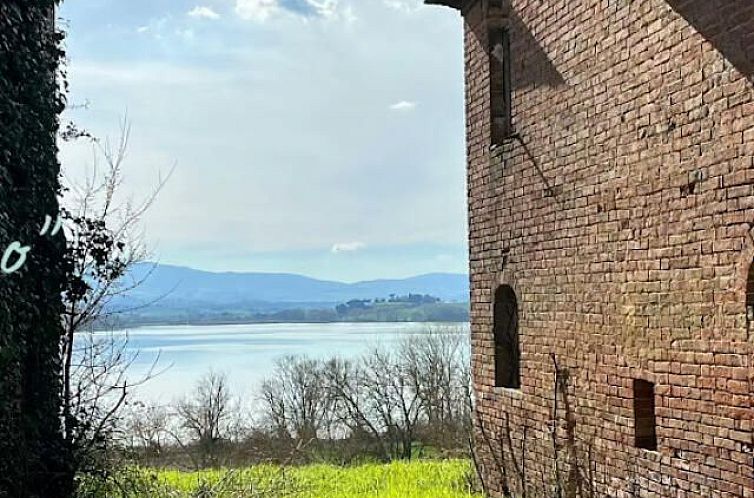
235,0,279,22
307,0,339,19
188,6,221,20
383,0,423,13
389,100,417,111
134,16,171,39
341,5,357,24
331,242,367,253
235,0,353,23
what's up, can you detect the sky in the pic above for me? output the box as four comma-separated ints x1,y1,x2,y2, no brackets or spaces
58,0,467,283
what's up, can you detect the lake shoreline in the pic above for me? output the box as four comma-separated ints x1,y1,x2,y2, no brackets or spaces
102,316,470,331
117,321,470,401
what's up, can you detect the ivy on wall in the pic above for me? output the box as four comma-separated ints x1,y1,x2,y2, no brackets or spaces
0,2,71,497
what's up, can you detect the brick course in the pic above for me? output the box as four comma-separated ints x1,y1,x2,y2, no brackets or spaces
431,0,754,496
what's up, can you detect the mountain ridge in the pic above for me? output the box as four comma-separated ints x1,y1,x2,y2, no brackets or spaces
120,262,470,309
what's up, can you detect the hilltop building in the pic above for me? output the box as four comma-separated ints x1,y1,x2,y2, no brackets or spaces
427,0,754,496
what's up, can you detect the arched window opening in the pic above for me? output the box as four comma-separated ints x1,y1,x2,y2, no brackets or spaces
493,285,520,389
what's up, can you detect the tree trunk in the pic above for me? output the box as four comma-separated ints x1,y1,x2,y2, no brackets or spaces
0,2,70,497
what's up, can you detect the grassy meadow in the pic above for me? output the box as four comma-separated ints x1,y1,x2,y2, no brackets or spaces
87,460,482,498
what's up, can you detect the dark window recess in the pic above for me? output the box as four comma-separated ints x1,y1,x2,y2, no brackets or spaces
489,28,512,144
493,285,520,389
633,379,657,451
746,263,754,325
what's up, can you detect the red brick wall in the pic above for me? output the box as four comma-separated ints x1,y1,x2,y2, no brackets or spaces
463,0,754,496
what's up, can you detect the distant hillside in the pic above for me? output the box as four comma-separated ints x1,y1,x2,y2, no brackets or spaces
107,263,470,327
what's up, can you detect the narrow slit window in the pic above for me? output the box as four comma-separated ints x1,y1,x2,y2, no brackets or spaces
489,28,512,145
633,379,657,451
493,285,520,389
746,261,754,324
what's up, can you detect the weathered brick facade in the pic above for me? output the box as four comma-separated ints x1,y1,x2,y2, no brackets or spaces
428,0,754,496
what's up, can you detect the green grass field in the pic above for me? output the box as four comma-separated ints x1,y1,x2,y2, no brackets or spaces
95,460,483,498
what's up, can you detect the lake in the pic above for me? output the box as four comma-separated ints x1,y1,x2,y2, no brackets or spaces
112,321,470,402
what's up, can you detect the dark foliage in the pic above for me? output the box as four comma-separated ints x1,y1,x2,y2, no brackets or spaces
0,2,70,498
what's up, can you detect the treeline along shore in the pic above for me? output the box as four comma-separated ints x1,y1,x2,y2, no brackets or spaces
105,294,470,329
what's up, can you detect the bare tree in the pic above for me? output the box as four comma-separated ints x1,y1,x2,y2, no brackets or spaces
61,119,170,335
58,118,171,474
322,357,392,460
114,326,473,469
322,326,470,461
122,400,170,453
402,326,471,450
175,370,238,467
258,356,333,444
362,345,425,460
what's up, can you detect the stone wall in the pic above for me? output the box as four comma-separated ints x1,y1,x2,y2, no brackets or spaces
463,0,754,496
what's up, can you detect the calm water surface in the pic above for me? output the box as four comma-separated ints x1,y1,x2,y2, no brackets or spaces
113,322,469,402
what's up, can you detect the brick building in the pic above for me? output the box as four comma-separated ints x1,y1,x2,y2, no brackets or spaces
427,0,754,496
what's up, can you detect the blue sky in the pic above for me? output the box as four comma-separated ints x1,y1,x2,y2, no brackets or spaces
58,0,467,282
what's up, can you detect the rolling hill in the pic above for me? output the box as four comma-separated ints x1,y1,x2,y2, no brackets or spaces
107,263,470,326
